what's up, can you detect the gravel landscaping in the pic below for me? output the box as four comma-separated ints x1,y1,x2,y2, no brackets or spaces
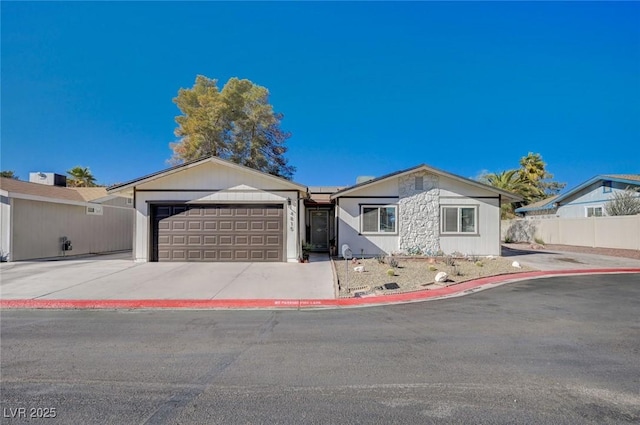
333,255,535,298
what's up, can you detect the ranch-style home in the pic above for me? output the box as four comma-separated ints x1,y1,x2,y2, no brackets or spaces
515,174,640,219
1,175,133,261
107,157,521,262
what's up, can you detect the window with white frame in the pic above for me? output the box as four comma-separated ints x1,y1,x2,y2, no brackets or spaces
361,205,397,234
586,206,603,217
441,206,477,234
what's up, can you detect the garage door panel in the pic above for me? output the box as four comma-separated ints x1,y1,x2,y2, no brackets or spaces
219,221,233,231
235,235,249,245
265,221,281,231
153,204,284,262
204,221,218,230
188,221,202,231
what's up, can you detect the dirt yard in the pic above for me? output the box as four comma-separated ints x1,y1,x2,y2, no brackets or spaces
333,255,535,298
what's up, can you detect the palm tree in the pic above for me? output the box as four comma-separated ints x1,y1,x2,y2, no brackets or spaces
67,166,97,187
519,152,547,184
481,170,543,218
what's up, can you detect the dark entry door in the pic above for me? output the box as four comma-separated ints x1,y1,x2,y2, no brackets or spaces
309,210,329,251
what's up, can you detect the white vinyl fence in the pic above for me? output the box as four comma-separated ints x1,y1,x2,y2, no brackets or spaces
502,215,640,250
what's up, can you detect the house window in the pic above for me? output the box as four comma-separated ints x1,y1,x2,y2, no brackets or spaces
603,181,612,193
586,206,603,217
361,205,397,234
441,206,478,234
415,176,424,191
86,205,103,216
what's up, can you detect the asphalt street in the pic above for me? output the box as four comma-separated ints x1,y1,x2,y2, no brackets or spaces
1,274,639,424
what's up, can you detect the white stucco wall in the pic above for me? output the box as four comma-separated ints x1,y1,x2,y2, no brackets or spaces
130,161,305,262
335,172,504,257
336,196,400,256
556,181,640,218
0,190,11,261
10,198,133,261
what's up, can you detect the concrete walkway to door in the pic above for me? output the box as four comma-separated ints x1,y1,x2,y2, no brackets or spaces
0,253,336,300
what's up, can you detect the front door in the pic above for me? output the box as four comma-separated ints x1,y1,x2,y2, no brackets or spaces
309,210,329,251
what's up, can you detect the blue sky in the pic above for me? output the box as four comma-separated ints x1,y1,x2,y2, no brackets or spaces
2,1,639,191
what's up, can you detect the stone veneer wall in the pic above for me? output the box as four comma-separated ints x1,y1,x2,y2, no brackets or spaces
398,171,440,254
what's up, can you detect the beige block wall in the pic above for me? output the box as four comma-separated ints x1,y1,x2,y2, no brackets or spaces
11,199,133,261
502,216,640,250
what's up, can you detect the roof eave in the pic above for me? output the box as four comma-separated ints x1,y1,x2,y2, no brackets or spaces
108,156,307,194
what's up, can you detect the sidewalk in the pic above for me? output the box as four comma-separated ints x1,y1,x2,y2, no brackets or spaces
2,269,638,310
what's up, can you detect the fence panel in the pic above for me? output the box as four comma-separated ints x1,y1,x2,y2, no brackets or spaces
502,215,640,250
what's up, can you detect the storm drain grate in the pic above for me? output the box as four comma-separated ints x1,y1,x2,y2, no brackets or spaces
383,283,400,290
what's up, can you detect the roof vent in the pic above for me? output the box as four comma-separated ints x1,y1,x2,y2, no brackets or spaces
356,176,375,184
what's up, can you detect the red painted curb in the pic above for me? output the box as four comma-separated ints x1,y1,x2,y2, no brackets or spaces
1,269,638,310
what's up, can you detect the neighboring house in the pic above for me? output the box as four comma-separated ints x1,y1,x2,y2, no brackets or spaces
0,177,133,261
107,156,308,262
331,164,522,257
516,174,640,219
107,158,520,262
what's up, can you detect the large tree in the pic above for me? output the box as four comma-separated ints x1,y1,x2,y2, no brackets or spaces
170,76,295,179
480,170,542,218
67,166,97,187
480,152,565,218
518,152,565,200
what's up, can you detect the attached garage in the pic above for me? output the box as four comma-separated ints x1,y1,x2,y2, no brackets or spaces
107,156,307,263
152,204,284,262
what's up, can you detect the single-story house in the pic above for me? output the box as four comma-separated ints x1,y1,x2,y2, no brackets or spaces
0,176,133,261
516,174,640,219
331,164,521,257
107,156,308,262
107,158,521,262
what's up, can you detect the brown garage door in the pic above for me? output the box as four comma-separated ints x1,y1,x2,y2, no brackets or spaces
152,204,284,262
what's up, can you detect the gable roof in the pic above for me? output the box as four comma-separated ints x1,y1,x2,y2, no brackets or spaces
515,174,640,213
514,195,559,213
330,164,522,202
0,177,108,203
107,156,307,194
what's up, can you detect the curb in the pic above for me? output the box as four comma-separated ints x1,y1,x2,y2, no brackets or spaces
1,269,639,311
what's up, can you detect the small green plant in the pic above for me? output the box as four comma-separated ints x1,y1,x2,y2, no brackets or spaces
376,254,386,264
534,237,545,245
504,236,514,243
451,265,463,276
428,265,437,272
387,257,399,268
475,261,484,267
386,268,395,277
406,247,422,256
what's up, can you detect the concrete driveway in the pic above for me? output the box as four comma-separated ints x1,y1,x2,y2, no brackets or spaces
502,245,640,271
0,253,336,300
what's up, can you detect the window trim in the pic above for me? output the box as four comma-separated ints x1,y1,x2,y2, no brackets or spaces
359,204,398,235
585,205,604,217
440,205,479,235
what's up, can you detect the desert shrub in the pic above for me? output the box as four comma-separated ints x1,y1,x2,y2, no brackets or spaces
386,268,395,277
475,261,484,267
387,257,399,268
504,235,515,243
428,265,437,272
443,255,456,267
534,237,545,245
376,254,386,264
